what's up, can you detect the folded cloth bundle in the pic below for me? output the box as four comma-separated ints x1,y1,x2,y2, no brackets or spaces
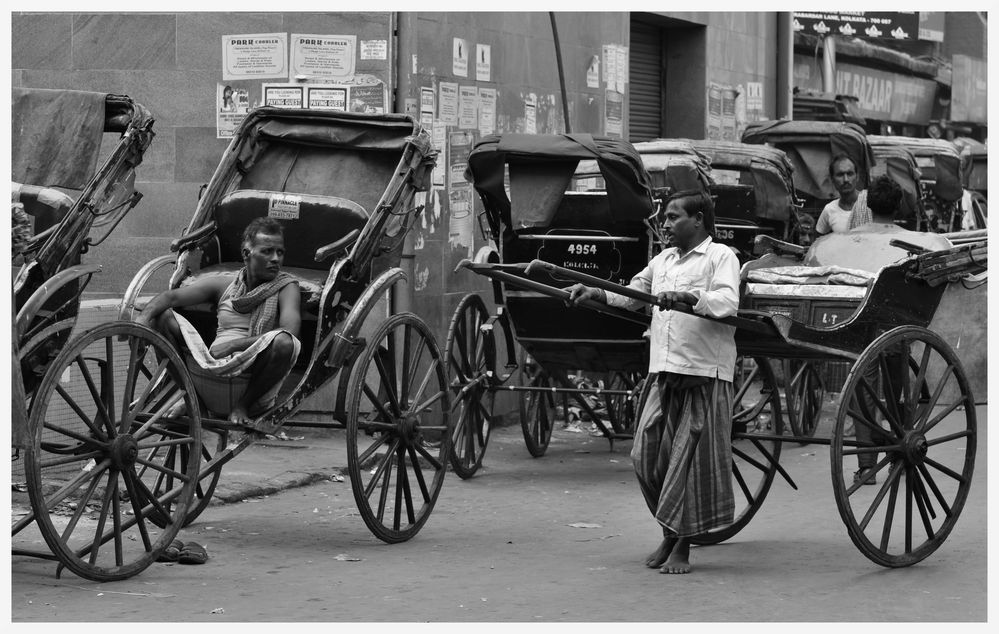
745,265,875,286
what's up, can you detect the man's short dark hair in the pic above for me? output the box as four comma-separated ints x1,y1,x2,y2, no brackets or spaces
665,189,716,234
866,175,903,217
828,154,858,178
242,216,284,248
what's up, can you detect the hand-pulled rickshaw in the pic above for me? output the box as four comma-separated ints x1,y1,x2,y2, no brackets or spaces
11,88,158,581
444,133,663,478
504,235,985,567
451,132,984,567
867,135,986,233
22,107,448,581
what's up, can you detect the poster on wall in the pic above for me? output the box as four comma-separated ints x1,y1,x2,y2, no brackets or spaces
476,44,491,82
615,45,628,93
216,82,252,138
459,86,478,129
431,122,447,187
706,82,723,139
360,39,388,60
307,86,347,111
439,82,459,125
222,33,288,80
524,94,537,134
420,86,435,126
453,38,469,77
478,87,496,136
605,90,622,137
602,45,617,88
448,130,475,258
721,86,738,140
262,84,305,108
349,82,387,113
290,34,356,81
587,56,600,89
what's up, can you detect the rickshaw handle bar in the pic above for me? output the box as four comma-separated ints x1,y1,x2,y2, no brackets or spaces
523,259,776,336
525,259,674,310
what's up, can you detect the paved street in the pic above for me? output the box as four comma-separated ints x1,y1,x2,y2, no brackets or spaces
11,405,988,622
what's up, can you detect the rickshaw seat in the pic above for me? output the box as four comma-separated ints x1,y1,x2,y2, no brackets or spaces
214,189,368,270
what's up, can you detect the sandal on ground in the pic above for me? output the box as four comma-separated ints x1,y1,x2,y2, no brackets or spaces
178,541,208,565
157,539,184,563
853,468,877,486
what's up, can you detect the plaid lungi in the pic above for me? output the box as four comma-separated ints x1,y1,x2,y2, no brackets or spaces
172,311,300,416
631,372,734,537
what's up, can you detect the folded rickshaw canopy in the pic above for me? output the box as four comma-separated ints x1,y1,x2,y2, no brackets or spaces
466,133,655,230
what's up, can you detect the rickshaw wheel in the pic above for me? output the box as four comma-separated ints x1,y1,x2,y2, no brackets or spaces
784,360,825,442
690,356,784,546
445,293,496,479
604,371,643,435
24,322,201,581
518,350,555,458
145,411,225,529
831,326,976,568
345,313,452,543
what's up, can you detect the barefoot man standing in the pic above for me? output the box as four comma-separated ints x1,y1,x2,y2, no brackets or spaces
567,190,740,574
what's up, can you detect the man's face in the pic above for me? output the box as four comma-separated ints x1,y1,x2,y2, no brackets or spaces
243,231,285,284
662,201,698,249
831,159,858,197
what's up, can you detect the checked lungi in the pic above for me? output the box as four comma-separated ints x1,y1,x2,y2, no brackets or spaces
631,372,734,537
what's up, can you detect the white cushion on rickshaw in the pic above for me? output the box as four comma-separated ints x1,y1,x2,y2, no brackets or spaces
744,283,869,299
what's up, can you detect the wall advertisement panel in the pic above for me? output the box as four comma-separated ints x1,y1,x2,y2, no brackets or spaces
793,55,936,123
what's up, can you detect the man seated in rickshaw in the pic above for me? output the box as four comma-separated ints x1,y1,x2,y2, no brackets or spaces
566,190,741,574
136,216,302,431
815,154,872,236
806,174,952,271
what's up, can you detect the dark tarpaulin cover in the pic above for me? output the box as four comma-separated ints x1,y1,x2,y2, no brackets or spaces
466,133,654,229
871,146,923,219
632,139,714,194
868,136,965,202
230,108,432,210
689,140,796,222
12,88,107,190
742,120,874,200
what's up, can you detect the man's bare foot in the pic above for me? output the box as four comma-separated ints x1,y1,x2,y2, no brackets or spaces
659,538,691,574
645,537,676,568
228,404,251,426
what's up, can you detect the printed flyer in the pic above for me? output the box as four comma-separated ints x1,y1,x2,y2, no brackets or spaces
290,34,356,81
223,33,288,80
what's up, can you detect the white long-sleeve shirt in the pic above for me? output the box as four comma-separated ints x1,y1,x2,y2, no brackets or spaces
605,236,740,381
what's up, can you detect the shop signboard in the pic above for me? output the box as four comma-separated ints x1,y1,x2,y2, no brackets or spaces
950,55,987,123
792,11,919,41
793,55,936,124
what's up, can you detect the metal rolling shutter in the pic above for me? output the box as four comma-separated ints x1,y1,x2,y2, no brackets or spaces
629,20,663,142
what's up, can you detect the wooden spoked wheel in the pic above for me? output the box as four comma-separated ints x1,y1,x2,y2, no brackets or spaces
831,326,976,567
145,416,226,528
784,359,825,441
445,293,496,479
518,351,556,457
603,371,643,435
21,322,201,581
345,313,452,543
690,356,784,546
